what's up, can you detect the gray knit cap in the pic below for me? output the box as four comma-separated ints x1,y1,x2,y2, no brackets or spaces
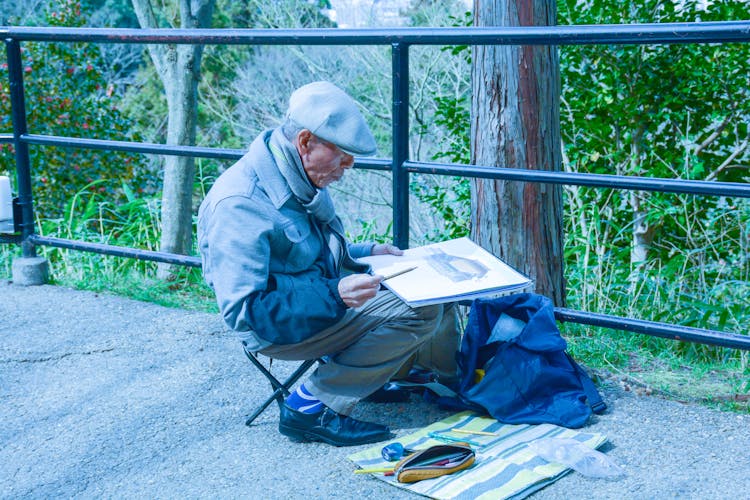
286,81,377,156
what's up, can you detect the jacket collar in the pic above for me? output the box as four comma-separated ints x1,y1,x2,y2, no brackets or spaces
248,128,295,210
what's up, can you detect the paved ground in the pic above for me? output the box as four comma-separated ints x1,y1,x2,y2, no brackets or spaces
2,281,749,499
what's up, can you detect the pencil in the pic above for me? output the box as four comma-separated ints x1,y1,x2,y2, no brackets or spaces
353,467,395,474
450,428,499,436
428,431,482,447
382,266,418,281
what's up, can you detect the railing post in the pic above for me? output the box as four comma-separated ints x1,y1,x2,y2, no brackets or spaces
5,38,36,258
391,42,410,249
5,37,47,285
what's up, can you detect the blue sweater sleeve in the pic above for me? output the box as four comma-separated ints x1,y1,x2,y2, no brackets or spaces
245,270,347,345
348,242,375,259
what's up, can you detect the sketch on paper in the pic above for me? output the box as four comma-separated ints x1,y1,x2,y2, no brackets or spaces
359,237,532,307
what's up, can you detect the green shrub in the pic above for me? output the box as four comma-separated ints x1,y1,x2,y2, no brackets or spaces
0,0,151,221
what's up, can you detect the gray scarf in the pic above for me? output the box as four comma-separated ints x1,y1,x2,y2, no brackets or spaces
268,128,345,271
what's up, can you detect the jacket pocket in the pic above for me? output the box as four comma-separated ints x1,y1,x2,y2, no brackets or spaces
280,217,318,273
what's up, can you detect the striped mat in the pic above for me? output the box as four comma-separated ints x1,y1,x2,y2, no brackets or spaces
348,411,607,500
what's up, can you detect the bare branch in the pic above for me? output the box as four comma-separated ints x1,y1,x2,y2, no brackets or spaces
130,0,167,74
695,113,733,156
705,137,749,182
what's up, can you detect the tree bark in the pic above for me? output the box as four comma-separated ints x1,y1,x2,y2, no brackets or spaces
130,0,215,279
470,0,565,305
630,190,654,267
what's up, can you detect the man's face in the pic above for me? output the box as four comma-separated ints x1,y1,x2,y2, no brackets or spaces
296,130,354,188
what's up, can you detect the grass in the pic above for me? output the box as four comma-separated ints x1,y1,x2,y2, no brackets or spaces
564,325,749,413
55,256,218,312
1,243,216,312
559,189,750,412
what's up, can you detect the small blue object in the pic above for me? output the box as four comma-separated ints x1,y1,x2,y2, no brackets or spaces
381,442,415,461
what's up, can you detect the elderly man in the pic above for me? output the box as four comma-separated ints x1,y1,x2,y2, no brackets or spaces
198,81,458,447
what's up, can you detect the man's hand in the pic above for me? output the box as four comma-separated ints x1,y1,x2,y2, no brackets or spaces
338,273,383,308
371,244,404,256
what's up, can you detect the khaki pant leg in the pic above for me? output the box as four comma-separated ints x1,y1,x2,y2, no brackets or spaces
259,289,442,415
413,302,461,385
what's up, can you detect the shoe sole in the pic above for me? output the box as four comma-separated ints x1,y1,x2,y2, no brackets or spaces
279,423,390,447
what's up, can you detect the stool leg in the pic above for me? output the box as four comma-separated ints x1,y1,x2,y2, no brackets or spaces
244,349,317,426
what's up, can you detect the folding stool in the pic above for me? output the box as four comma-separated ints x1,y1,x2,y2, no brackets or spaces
242,344,319,426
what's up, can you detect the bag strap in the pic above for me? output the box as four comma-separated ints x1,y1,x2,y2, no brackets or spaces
394,380,458,399
566,353,607,414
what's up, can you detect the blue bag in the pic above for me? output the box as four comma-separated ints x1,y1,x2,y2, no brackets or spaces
451,293,606,428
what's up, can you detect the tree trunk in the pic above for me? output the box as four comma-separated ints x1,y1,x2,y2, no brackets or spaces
130,0,215,279
630,191,654,266
159,46,201,260
470,0,565,305
628,137,653,270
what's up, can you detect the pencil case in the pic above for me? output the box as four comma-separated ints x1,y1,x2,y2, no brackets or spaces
393,443,475,483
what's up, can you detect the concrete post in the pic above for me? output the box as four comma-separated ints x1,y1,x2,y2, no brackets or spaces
12,256,49,286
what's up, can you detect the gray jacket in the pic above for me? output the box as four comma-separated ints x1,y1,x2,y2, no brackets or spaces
197,128,372,348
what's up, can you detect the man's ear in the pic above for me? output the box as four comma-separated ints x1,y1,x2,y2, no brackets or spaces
295,129,313,153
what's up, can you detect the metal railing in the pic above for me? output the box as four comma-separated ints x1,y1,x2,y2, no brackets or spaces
2,22,749,351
